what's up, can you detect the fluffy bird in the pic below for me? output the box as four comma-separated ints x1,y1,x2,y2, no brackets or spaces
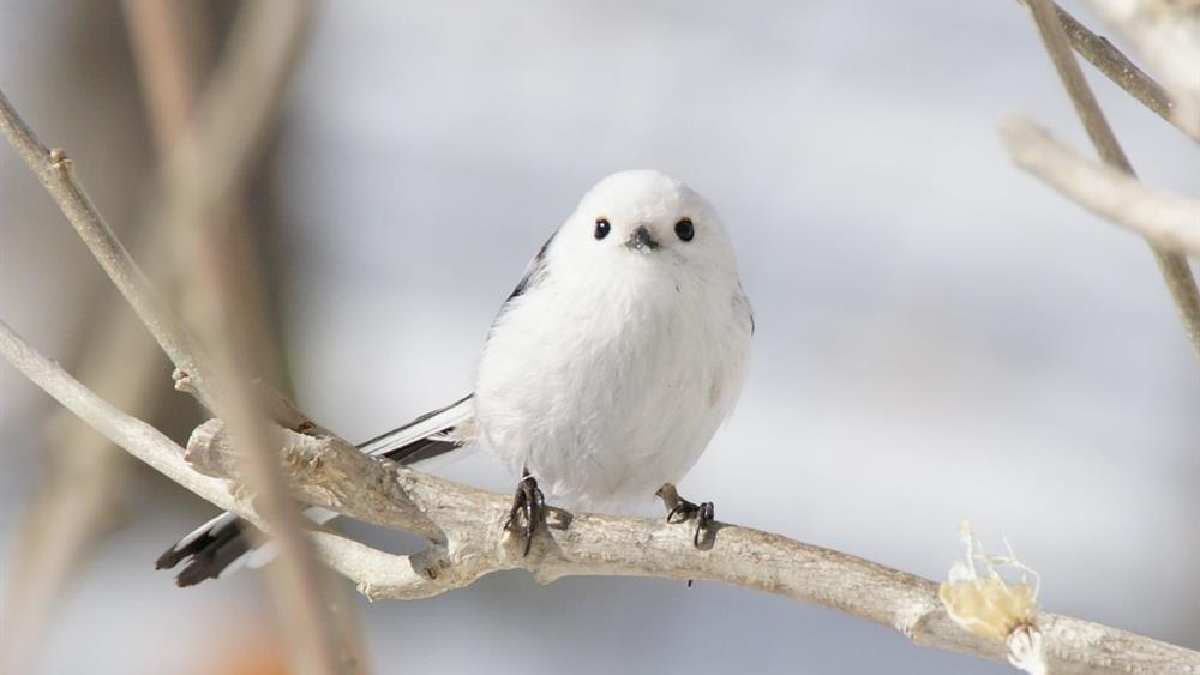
158,169,753,584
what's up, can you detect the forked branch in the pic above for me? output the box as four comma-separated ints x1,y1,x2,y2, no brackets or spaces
0,317,1195,674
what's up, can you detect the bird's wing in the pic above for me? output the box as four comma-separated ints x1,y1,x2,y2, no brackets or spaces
357,393,476,464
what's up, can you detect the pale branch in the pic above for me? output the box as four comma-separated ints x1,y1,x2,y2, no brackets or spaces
0,20,313,429
1001,116,1200,253
1018,1,1176,128
1082,0,1200,141
2,4,345,670
1,315,1197,674
1022,0,1200,360
2,7,210,669
0,315,391,585
0,87,219,413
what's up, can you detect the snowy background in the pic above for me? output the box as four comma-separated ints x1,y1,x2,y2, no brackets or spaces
1,1,1198,673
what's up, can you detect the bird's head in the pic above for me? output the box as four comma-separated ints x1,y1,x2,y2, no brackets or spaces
553,170,737,283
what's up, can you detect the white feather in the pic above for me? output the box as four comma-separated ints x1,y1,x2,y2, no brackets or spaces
475,170,752,512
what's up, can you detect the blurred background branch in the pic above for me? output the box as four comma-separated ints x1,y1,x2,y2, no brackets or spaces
165,2,348,672
1021,0,1200,359
0,3,209,672
1002,116,1200,251
2,1,362,672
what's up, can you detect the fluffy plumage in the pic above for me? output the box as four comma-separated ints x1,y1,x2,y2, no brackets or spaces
157,169,751,584
477,169,752,510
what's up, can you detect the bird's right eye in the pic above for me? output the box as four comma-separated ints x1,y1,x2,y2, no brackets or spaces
594,218,611,240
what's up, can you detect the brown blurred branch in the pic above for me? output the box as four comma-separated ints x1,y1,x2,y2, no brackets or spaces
0,317,1196,674
0,6,211,671
0,86,221,412
128,2,343,674
2,2,345,673
1020,0,1200,359
122,0,203,150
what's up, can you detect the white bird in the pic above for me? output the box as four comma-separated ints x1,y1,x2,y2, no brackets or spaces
158,169,753,583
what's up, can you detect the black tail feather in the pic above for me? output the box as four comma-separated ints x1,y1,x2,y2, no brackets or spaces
159,395,473,586
174,521,258,587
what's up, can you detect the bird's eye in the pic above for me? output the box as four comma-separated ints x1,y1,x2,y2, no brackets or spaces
674,218,695,242
594,218,611,240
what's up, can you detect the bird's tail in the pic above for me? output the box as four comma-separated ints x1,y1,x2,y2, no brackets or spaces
157,394,475,587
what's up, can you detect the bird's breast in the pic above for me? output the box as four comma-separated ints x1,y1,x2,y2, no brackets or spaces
474,269,749,508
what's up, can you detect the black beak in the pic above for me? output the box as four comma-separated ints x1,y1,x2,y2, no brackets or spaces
625,226,660,251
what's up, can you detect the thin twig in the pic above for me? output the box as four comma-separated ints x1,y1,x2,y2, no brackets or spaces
0,8,210,667
1023,0,1200,358
1018,1,1176,125
0,87,220,412
1002,116,1200,253
0,316,1196,674
1081,0,1200,140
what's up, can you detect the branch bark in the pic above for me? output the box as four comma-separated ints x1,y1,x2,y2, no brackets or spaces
1021,0,1200,359
0,6,211,668
1018,1,1177,128
0,316,1196,674
0,87,221,412
1081,0,1200,140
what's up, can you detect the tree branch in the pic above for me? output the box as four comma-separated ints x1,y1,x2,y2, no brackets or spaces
1021,0,1200,359
0,315,1196,673
1081,0,1200,141
1001,116,1200,254
134,2,344,674
1018,1,1177,129
0,87,220,412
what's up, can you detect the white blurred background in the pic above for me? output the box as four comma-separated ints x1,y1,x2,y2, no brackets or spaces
1,1,1198,673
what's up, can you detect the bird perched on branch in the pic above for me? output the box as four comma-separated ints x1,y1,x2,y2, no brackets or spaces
158,169,754,584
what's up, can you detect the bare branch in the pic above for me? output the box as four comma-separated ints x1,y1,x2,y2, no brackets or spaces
1018,1,1177,127
0,87,220,412
1082,0,1200,140
1001,117,1200,253
1,315,1196,673
2,8,211,668
1022,0,1200,359
0,4,314,426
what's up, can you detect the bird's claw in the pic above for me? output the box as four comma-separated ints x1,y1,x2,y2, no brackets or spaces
504,471,545,556
656,483,715,548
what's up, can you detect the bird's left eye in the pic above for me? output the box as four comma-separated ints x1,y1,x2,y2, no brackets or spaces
674,218,695,242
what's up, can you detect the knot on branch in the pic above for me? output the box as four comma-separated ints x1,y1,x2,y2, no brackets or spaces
184,417,439,539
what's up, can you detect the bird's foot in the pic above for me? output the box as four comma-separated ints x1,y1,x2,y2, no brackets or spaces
504,470,545,556
655,483,715,548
